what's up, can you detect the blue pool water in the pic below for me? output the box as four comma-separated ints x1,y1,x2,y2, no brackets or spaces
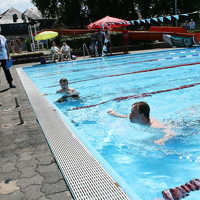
23,48,200,199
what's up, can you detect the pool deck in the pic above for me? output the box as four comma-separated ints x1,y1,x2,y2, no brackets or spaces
0,62,73,200
0,48,176,200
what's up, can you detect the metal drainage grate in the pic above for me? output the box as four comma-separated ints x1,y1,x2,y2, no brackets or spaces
17,68,131,200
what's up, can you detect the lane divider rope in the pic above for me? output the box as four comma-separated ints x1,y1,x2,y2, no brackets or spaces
70,82,200,110
70,62,200,84
46,59,200,89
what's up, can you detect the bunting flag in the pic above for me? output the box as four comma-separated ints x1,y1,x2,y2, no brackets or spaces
173,15,179,20
166,16,172,21
129,10,200,26
181,14,189,16
136,20,141,24
159,17,164,22
152,17,158,22
146,19,151,24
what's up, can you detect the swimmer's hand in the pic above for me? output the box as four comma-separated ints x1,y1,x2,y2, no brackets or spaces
107,109,116,115
154,139,165,145
66,89,79,96
107,110,128,118
154,129,176,145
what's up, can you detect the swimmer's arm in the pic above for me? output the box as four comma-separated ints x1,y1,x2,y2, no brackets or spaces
107,109,128,118
56,89,63,93
154,129,176,145
151,119,176,145
56,96,67,103
66,88,79,95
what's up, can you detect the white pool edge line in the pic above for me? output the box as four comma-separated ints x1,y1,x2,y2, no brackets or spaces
17,68,135,200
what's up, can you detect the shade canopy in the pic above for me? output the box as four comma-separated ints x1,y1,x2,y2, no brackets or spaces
35,31,58,41
87,16,130,29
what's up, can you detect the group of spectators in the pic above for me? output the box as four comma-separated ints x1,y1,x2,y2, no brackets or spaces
50,41,71,62
89,29,111,57
182,19,196,30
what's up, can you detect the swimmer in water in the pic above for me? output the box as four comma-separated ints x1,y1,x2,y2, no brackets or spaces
107,101,176,145
56,78,79,102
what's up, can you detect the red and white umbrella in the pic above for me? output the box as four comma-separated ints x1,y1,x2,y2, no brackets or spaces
88,16,130,29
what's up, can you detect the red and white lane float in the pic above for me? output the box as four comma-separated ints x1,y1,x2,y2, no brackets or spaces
162,179,200,200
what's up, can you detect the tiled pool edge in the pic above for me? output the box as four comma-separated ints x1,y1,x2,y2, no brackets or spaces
16,68,131,200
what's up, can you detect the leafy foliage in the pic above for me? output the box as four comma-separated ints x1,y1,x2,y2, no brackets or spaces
31,0,200,26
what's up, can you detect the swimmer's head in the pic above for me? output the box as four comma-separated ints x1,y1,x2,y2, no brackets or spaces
59,78,68,89
129,101,150,125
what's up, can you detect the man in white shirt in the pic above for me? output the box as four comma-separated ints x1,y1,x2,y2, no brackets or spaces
61,42,71,61
0,33,15,88
50,41,61,62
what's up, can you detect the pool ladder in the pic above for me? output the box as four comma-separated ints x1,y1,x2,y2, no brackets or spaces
82,43,90,57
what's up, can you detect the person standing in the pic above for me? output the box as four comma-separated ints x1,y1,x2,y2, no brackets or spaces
104,30,111,54
96,29,105,56
122,29,129,54
89,31,97,57
182,20,189,31
189,19,196,30
0,33,15,88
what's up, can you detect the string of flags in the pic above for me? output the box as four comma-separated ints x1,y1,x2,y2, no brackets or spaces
97,10,200,29
101,10,200,27
129,10,200,25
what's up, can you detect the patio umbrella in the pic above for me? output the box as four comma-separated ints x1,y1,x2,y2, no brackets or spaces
34,31,58,41
87,16,130,29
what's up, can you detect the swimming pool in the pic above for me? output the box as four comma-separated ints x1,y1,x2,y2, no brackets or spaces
19,48,200,199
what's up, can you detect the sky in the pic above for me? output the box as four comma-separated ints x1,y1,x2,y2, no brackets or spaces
0,0,34,13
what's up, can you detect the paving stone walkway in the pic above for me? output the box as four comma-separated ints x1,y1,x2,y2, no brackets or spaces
0,63,73,200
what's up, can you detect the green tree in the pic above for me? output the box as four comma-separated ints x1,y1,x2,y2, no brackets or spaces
178,0,200,13
32,0,59,18
87,0,138,21
32,0,200,26
32,0,82,25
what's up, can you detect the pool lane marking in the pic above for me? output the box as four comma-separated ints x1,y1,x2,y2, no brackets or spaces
34,58,158,79
36,53,200,80
28,49,199,74
29,53,157,74
47,61,200,89
25,49,200,75
28,54,151,74
70,82,200,110
69,62,200,84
